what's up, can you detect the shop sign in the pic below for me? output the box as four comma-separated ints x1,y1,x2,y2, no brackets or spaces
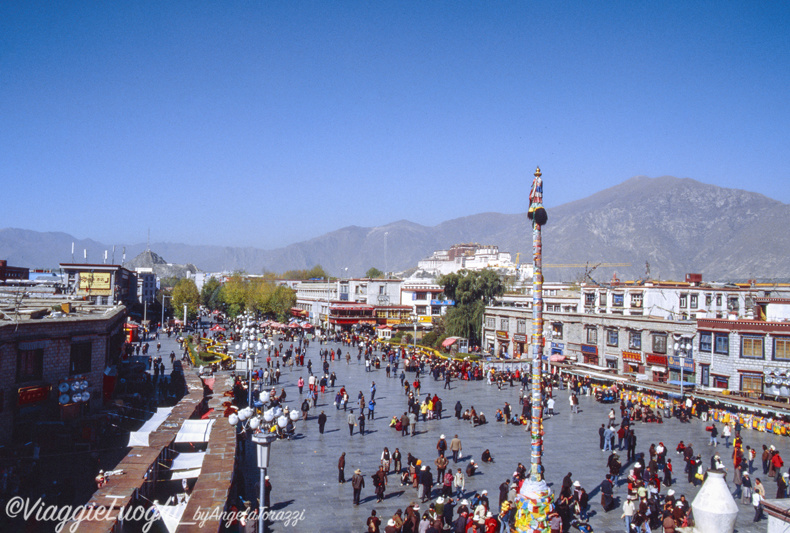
513,334,527,343
646,354,667,366
430,299,455,306
622,351,642,363
667,355,695,372
78,272,112,295
496,331,509,341
552,342,564,350
581,344,598,355
18,385,51,406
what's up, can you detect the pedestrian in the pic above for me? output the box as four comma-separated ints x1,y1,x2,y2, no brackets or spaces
455,401,463,420
708,423,718,446
352,469,365,505
621,495,635,531
450,434,462,463
348,410,356,436
358,411,366,436
453,468,465,498
366,509,381,532
338,452,346,483
722,424,731,448
393,448,402,473
318,411,327,434
437,434,448,457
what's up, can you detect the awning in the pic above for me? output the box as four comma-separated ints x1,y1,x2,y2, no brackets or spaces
171,451,206,471
442,337,460,348
154,500,188,533
667,380,696,388
549,354,566,362
127,407,174,447
175,419,215,443
170,468,202,480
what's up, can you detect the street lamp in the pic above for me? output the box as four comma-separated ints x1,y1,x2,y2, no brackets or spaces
674,339,693,399
253,432,276,533
161,295,170,330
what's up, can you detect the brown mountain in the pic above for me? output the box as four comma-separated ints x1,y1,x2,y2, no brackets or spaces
1,176,788,281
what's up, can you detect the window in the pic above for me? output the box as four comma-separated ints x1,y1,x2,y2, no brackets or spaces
652,334,667,354
699,332,712,352
712,375,729,389
599,292,607,306
629,331,642,350
552,323,563,340
612,294,624,307
17,348,44,383
679,294,688,308
700,364,710,387
728,297,739,312
379,286,385,295
500,318,509,330
705,294,712,306
630,293,643,308
486,317,495,329
606,329,619,347
584,293,595,306
517,319,527,334
431,306,441,315
775,337,790,361
716,294,722,306
741,374,763,393
416,305,427,315
586,327,597,344
714,333,729,355
741,336,764,359
415,292,427,300
690,294,698,309
70,341,92,375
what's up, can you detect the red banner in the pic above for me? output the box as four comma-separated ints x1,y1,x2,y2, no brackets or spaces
18,385,51,406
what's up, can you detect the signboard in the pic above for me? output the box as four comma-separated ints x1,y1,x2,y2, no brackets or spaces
646,354,668,366
513,334,527,343
581,344,598,355
667,355,695,373
496,331,509,341
18,385,51,406
622,351,642,363
79,272,112,295
430,299,455,306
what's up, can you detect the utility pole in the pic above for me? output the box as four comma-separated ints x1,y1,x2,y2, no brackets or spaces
515,166,554,533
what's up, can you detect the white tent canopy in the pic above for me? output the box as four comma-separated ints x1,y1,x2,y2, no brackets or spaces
170,468,202,480
127,407,174,447
174,419,215,443
171,451,206,472
154,499,188,533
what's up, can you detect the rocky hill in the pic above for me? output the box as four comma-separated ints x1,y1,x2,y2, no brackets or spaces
2,176,789,281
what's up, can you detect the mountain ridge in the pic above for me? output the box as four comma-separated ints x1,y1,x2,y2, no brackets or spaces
2,176,789,281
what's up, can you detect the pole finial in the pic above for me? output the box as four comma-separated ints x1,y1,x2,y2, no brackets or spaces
534,166,542,178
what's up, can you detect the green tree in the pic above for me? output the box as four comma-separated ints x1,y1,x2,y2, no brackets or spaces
365,267,384,279
281,265,329,280
172,278,200,320
201,277,222,307
268,285,296,322
438,269,505,345
219,273,248,317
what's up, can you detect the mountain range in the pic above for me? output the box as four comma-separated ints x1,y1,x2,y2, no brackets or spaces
2,176,789,282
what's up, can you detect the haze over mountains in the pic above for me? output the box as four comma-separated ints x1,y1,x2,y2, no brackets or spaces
2,176,789,282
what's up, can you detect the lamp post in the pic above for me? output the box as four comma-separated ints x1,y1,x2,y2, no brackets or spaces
253,432,276,533
674,338,693,399
228,402,299,533
161,295,170,331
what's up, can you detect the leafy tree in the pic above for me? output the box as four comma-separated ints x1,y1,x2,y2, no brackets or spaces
268,285,296,322
201,277,222,307
281,265,329,280
247,277,275,314
438,269,505,344
365,267,384,279
219,273,248,317
172,278,200,320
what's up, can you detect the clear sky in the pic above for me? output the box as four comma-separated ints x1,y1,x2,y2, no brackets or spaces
2,2,788,248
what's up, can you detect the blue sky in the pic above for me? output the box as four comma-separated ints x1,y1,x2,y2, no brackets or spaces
2,2,788,248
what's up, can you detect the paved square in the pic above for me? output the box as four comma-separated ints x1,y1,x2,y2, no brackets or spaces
236,339,783,532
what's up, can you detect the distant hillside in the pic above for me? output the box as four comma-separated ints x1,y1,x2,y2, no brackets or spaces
2,176,789,281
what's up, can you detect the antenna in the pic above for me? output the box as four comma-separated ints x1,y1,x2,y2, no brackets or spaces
112,245,116,264
147,229,150,251
122,247,126,263
84,249,87,262
71,242,75,262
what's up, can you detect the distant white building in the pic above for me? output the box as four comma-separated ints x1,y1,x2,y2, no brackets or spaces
135,267,157,304
417,243,532,280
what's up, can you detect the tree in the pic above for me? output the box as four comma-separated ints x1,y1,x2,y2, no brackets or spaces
281,265,329,280
438,269,505,345
201,277,222,307
171,278,200,320
365,267,384,279
268,285,296,322
219,273,248,317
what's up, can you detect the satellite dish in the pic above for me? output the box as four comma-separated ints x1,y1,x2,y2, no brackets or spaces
83,391,91,401
70,382,81,392
59,394,71,404
81,381,89,390
58,383,70,393
71,393,82,403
